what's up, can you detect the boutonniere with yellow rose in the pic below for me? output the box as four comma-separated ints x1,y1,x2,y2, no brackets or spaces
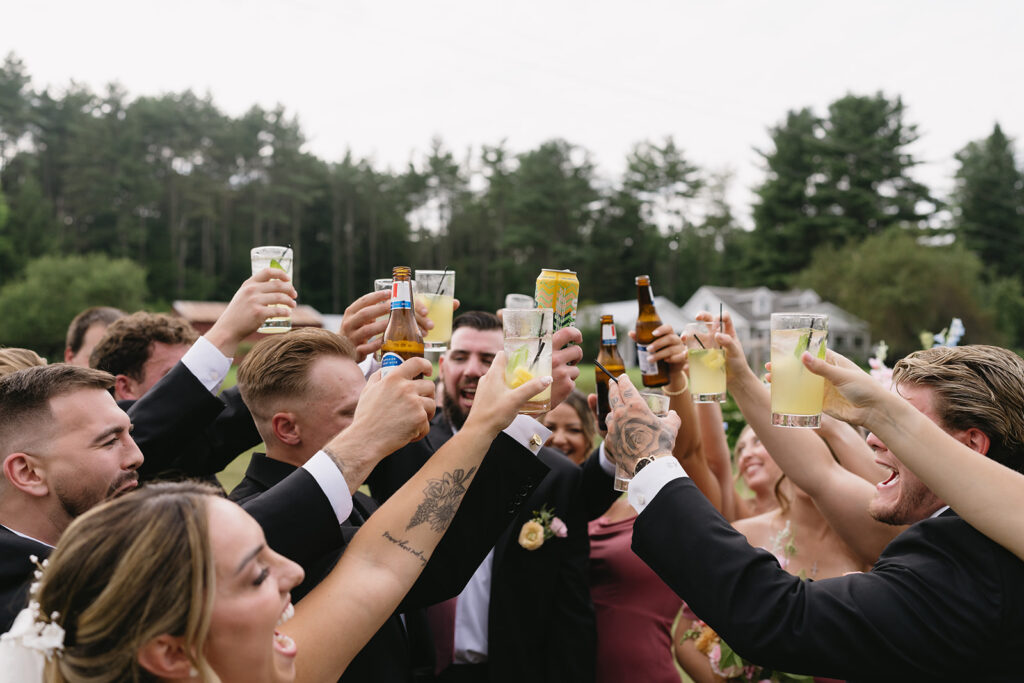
518,504,567,551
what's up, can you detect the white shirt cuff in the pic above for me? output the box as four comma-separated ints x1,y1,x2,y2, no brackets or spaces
358,355,381,379
302,450,354,524
627,457,687,513
183,336,232,395
502,415,552,456
597,441,615,476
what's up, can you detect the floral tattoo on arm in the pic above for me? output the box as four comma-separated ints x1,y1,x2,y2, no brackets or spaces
406,466,478,533
606,414,675,472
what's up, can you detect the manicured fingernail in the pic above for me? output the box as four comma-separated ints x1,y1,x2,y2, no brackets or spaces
541,376,553,385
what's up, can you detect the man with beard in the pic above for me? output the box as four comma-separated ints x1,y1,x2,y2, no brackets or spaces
603,344,1024,682
0,365,142,629
368,311,597,683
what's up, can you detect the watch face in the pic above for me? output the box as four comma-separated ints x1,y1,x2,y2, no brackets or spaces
633,457,652,476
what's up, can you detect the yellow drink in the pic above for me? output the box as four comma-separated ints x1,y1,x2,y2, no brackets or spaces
504,335,552,414
770,325,827,427
688,348,727,402
417,293,454,349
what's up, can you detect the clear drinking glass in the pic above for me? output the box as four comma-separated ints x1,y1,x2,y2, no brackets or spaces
414,270,456,352
502,308,553,415
250,246,294,333
770,313,829,428
684,321,727,403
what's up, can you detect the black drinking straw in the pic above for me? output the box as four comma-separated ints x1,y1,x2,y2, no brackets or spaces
434,267,449,296
594,359,619,383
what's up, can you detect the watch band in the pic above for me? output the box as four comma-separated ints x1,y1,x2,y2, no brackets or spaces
632,452,672,477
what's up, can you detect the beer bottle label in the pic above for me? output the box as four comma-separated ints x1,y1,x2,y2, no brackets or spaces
601,323,617,346
637,344,658,375
390,281,412,309
380,352,403,377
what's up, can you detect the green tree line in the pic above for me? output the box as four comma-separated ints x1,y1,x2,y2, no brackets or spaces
1,53,1023,359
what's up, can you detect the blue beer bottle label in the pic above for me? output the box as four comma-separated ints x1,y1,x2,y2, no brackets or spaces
636,344,657,375
380,352,403,377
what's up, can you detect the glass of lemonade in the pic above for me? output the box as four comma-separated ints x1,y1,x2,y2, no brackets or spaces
770,313,829,428
502,308,553,415
414,270,455,352
250,246,294,333
684,321,727,403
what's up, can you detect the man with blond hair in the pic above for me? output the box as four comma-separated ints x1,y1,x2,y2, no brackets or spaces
232,327,550,683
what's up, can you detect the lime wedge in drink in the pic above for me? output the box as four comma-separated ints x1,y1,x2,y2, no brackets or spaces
270,258,285,271
793,331,810,360
508,345,529,371
818,339,828,359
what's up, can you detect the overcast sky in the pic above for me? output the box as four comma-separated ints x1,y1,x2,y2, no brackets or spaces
4,0,1022,224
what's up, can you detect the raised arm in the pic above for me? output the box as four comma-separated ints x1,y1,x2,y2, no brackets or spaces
282,353,553,682
816,414,885,485
696,401,745,520
699,311,898,565
805,349,1024,563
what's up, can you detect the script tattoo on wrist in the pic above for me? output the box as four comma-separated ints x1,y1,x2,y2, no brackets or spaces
407,466,478,533
382,531,428,566
608,415,674,470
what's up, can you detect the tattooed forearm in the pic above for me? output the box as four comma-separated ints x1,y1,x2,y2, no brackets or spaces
382,530,429,566
406,466,478,533
607,416,675,467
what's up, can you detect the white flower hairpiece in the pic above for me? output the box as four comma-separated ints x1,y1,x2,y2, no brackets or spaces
2,600,65,660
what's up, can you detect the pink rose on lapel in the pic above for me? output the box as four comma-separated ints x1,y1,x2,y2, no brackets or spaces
549,516,567,538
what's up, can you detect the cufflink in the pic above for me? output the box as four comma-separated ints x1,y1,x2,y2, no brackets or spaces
530,433,543,449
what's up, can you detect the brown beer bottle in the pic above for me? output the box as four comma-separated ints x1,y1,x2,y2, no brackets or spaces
595,314,626,431
380,266,424,376
635,274,669,387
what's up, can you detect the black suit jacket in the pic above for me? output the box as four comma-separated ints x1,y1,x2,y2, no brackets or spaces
632,477,1024,682
232,443,548,683
0,527,51,632
121,361,261,481
369,414,597,683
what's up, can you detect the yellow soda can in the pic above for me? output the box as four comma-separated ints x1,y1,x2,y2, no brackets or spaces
534,269,580,331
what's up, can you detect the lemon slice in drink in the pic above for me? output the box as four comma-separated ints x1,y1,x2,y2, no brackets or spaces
509,366,535,388
702,349,726,371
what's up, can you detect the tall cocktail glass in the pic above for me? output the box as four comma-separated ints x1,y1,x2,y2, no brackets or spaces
502,308,553,415
414,270,455,352
770,313,828,428
684,321,727,403
250,246,294,333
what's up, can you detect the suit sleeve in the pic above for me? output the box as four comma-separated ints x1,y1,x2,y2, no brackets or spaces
241,468,345,573
129,363,261,480
632,477,1023,681
546,458,597,683
400,432,550,609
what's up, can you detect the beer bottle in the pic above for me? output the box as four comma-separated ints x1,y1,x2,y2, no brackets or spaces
635,274,669,387
595,314,626,431
380,266,424,377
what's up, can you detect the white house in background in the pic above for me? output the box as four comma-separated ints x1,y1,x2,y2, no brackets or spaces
679,286,872,371
577,296,689,367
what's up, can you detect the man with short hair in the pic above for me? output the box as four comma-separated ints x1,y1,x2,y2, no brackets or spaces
610,344,1024,681
369,311,596,683
231,326,550,682
0,365,142,627
90,312,198,400
63,306,124,367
